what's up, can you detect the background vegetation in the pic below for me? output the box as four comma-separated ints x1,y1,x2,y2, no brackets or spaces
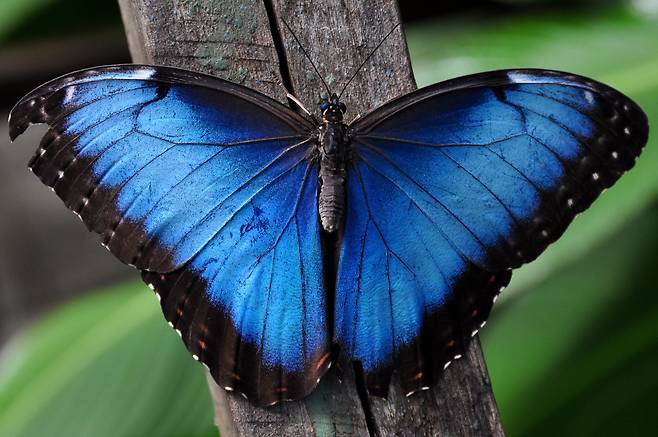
0,0,656,435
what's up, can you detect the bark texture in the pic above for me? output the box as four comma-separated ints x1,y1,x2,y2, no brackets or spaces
118,1,504,435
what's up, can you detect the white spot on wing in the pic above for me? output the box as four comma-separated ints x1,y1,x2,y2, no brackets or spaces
584,91,595,104
64,86,76,103
506,71,565,85
104,68,154,81
132,68,155,80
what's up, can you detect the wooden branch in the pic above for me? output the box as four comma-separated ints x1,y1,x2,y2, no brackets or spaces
118,0,286,101
118,1,504,435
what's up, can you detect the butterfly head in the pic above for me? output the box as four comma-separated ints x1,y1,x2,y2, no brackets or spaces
319,93,346,123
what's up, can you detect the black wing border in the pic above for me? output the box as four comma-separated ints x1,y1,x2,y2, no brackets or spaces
9,63,316,140
343,68,649,395
352,68,648,137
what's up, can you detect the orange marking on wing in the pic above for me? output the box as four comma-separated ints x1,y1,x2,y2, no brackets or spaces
315,352,331,370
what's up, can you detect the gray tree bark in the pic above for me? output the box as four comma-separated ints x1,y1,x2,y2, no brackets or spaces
117,1,505,435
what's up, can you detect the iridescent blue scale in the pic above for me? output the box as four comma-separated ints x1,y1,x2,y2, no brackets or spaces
9,65,648,405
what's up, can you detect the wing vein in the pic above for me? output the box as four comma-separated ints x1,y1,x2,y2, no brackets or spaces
353,165,415,275
354,144,489,263
167,155,308,271
502,100,607,163
508,87,622,136
46,84,159,127
136,131,306,148
135,139,313,263
356,133,526,149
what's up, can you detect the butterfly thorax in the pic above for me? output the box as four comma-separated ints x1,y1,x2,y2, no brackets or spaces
317,97,350,233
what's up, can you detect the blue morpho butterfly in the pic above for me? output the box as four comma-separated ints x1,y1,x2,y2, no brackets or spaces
8,20,648,407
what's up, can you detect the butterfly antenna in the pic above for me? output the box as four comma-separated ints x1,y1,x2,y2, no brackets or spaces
280,18,332,97
338,23,401,100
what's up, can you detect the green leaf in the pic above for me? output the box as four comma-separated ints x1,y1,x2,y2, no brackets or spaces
481,201,658,436
0,284,216,437
0,0,53,41
408,4,658,435
406,3,658,295
0,0,122,44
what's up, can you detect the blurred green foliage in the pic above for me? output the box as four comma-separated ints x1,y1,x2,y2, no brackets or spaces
0,0,120,43
408,6,658,436
0,284,216,437
407,3,658,435
1,1,657,436
0,0,52,42
484,202,658,435
409,4,658,296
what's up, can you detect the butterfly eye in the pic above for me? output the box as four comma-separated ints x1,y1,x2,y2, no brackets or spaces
320,101,330,111
338,102,347,113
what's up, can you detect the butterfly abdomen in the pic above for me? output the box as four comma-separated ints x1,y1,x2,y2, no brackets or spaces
318,162,345,232
318,122,349,233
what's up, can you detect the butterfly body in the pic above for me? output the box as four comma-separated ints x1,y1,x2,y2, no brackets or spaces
8,65,648,406
317,95,351,232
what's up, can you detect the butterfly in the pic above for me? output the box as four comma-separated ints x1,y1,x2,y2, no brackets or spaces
8,54,648,406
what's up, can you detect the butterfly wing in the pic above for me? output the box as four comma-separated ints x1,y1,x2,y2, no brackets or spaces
337,69,648,395
9,65,330,405
141,161,328,405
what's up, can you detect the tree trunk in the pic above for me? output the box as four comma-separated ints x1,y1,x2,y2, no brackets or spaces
117,0,505,435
